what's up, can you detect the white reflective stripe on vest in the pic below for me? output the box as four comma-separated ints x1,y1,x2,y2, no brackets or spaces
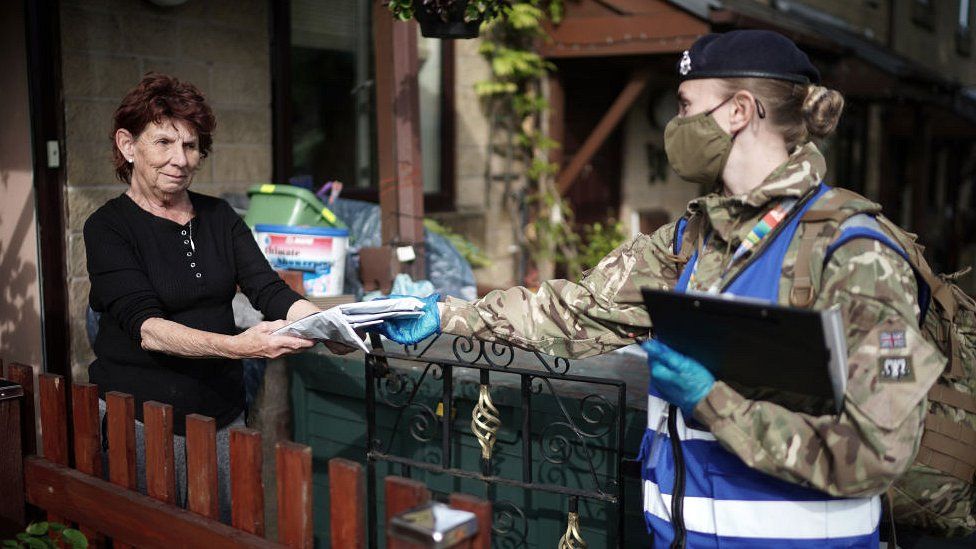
643,480,881,539
647,394,715,441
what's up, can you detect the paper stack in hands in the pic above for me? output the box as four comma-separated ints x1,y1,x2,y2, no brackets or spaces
272,297,427,352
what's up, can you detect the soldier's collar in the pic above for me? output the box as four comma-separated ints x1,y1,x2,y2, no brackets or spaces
687,142,826,214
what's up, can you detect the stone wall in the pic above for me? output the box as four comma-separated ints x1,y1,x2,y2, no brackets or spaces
61,0,273,380
434,37,521,289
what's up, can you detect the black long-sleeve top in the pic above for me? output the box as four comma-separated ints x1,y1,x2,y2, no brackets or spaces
85,191,303,434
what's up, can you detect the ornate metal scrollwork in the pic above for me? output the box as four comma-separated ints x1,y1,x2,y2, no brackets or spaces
492,500,528,549
482,341,515,368
533,351,572,375
452,335,482,363
471,384,501,460
407,403,439,443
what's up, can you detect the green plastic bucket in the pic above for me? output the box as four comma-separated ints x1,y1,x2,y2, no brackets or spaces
244,184,345,228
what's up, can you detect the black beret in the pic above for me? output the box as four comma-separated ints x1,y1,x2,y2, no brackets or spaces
678,30,820,85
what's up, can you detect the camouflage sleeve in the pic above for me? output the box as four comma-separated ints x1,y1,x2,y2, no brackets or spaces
693,239,946,497
439,225,680,359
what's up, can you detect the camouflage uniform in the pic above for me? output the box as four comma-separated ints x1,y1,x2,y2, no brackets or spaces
441,142,946,497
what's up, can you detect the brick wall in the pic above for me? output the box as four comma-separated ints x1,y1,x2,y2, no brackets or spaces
61,0,273,380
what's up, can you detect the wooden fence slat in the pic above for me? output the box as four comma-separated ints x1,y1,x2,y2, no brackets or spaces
385,476,431,549
39,373,68,525
106,392,136,549
185,414,218,520
448,494,492,549
0,375,25,530
24,457,288,549
106,392,136,489
328,458,365,549
8,363,35,456
144,401,176,504
276,441,313,549
71,383,103,545
230,428,264,536
71,383,101,475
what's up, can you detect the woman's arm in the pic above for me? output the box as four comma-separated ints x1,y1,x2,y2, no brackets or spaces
693,240,945,497
286,299,321,321
226,203,304,320
140,317,314,359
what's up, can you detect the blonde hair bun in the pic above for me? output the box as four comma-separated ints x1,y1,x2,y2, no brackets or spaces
802,85,844,138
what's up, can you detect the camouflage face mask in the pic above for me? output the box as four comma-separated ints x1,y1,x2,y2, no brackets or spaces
664,96,734,186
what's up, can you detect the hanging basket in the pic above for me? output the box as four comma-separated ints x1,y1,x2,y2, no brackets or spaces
412,0,483,39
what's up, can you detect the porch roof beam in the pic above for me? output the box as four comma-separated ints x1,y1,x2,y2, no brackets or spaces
556,68,651,196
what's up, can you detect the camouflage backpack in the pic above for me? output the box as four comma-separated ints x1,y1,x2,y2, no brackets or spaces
792,187,976,538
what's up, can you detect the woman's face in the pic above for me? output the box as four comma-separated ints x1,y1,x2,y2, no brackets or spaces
676,79,734,134
118,118,201,197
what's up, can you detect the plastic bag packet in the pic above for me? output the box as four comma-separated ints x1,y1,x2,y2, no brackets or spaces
338,296,426,315
272,307,371,352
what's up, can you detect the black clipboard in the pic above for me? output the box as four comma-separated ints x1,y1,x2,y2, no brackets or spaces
642,288,848,413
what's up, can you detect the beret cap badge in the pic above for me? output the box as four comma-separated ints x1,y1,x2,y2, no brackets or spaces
679,51,691,76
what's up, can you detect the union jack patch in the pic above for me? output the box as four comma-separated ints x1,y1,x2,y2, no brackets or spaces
880,330,906,349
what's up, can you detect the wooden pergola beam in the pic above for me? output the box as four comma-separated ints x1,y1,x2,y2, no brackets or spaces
555,68,651,195
373,1,425,278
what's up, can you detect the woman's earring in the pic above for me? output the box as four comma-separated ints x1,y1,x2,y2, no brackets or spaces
127,158,134,163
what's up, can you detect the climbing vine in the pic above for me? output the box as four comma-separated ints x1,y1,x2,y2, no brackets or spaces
474,0,625,280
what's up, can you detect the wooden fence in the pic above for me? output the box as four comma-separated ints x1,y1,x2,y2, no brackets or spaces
0,359,491,548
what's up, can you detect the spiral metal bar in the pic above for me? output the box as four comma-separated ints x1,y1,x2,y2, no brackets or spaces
557,511,588,549
471,384,501,461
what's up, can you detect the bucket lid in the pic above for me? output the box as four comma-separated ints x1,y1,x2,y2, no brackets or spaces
255,224,349,237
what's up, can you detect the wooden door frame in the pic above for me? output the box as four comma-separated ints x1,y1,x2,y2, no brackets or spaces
24,0,70,379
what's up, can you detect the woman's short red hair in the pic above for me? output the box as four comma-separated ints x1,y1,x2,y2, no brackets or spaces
111,73,216,184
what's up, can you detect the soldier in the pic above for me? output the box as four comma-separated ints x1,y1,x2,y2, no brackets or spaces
374,30,945,548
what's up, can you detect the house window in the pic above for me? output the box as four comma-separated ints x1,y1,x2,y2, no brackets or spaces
279,0,454,208
913,0,935,29
959,0,973,55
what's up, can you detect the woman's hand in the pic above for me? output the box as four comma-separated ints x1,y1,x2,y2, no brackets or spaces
230,320,315,359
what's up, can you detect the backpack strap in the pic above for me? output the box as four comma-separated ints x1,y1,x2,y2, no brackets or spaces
790,188,875,308
672,213,705,264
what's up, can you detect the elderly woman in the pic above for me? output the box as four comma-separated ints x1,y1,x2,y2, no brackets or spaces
85,73,321,520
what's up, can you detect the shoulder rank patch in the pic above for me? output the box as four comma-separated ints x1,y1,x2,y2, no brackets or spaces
880,330,906,349
879,356,914,382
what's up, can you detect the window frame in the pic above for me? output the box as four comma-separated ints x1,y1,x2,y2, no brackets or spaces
958,0,973,56
271,1,456,212
913,0,936,30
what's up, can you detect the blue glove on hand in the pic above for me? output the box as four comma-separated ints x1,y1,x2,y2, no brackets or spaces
368,293,441,345
641,339,715,418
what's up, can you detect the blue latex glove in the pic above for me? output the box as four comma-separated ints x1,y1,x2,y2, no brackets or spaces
367,293,441,345
641,339,715,418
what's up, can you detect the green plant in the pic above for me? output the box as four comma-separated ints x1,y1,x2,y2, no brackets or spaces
424,218,492,269
3,522,87,549
476,1,585,281
579,220,627,272
388,0,505,24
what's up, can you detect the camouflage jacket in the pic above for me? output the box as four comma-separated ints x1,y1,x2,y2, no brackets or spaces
441,143,946,497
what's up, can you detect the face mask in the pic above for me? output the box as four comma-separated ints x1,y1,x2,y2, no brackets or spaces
664,96,735,186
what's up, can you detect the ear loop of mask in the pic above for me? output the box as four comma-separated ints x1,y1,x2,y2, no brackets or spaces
713,95,768,141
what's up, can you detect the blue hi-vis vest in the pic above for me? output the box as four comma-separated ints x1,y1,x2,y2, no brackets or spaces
639,184,910,548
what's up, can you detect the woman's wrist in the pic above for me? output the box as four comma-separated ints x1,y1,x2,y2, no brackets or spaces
220,333,245,359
